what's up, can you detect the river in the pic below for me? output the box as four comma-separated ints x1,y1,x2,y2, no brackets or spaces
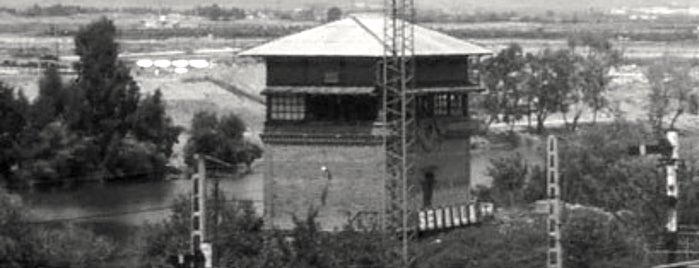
21,169,264,226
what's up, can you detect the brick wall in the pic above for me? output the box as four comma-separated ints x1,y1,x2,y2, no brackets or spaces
414,138,471,208
263,123,472,230
264,144,385,231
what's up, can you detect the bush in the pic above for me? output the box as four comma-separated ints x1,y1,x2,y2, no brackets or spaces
522,164,546,204
0,188,117,268
487,153,529,207
184,111,262,170
562,206,646,268
140,194,264,268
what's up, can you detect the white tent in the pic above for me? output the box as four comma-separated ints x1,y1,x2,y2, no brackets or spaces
189,59,210,69
172,59,189,68
136,59,153,68
153,59,171,68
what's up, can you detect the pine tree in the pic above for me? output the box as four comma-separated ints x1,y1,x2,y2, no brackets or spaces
130,89,182,158
32,65,64,128
0,83,29,185
63,17,179,181
71,16,140,140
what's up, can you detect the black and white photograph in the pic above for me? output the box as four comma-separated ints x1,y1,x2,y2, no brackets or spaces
0,0,698,267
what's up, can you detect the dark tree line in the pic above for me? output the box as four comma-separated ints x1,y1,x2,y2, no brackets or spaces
187,5,246,21
0,17,182,187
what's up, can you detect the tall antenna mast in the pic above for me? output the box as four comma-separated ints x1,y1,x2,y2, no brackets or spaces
382,0,416,265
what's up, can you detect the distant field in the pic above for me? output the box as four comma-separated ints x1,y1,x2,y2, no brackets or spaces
2,0,698,13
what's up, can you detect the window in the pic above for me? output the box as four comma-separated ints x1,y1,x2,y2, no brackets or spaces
468,56,481,85
306,95,378,122
432,93,467,117
270,95,306,121
435,94,449,116
323,71,340,84
449,94,463,115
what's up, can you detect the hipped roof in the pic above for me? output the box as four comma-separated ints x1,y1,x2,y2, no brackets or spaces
239,15,491,58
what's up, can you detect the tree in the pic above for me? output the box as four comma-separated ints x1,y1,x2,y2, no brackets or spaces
548,48,584,131
184,111,262,170
71,17,141,140
14,122,89,186
0,83,29,186
557,121,669,234
326,7,342,22
562,206,646,268
525,49,566,133
487,153,528,207
480,43,528,131
68,17,142,180
32,65,64,128
646,56,696,132
522,164,546,203
129,90,182,159
32,17,182,183
569,33,621,124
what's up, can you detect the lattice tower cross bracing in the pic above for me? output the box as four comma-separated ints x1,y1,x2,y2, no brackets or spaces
382,0,416,264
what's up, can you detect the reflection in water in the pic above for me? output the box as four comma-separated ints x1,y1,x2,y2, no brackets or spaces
22,171,264,226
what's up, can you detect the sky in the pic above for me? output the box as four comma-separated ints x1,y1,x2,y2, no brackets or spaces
0,0,697,13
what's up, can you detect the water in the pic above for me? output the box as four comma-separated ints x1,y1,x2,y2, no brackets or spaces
21,170,264,226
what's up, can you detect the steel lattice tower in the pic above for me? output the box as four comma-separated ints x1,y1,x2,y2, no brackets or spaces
382,0,416,265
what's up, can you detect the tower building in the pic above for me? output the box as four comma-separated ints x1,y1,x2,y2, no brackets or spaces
240,15,490,230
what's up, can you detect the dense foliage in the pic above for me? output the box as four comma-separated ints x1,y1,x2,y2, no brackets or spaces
482,120,699,267
141,195,398,268
646,57,699,132
190,4,246,21
184,111,262,171
477,33,620,133
0,188,117,267
487,153,528,207
0,17,182,188
415,204,646,268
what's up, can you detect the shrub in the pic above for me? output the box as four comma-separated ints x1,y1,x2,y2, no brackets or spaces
487,153,529,207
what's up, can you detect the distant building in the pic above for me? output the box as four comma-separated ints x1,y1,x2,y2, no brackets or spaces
240,15,491,231
140,13,182,29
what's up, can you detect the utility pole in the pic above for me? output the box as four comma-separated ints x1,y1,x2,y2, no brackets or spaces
665,130,680,263
547,135,563,268
201,154,236,268
628,130,680,264
212,170,219,267
191,154,208,268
